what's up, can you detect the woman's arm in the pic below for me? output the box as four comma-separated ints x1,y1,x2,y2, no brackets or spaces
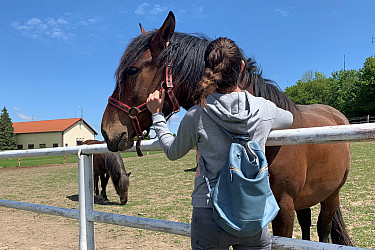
272,107,293,129
147,90,197,160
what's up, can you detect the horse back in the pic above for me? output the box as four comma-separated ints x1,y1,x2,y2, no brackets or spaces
295,104,349,128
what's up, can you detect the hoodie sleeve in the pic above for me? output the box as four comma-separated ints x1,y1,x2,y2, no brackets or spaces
152,110,197,161
272,106,293,129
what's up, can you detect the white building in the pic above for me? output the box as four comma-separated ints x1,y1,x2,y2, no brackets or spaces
13,118,98,149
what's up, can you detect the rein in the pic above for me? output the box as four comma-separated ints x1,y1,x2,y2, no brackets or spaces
108,44,180,156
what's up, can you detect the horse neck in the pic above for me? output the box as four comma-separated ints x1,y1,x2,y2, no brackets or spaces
105,153,126,182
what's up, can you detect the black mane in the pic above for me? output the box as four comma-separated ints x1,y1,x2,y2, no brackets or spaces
116,31,295,111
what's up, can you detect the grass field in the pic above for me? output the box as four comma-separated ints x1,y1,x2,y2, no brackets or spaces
0,141,374,249
0,151,161,168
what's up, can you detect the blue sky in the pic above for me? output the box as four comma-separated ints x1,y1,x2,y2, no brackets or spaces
1,1,374,139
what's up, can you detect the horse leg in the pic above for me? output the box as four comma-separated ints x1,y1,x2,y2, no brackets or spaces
296,208,311,240
317,192,340,243
100,173,109,201
94,173,99,196
272,195,295,238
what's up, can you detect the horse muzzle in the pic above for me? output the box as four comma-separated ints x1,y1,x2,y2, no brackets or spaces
120,197,128,205
102,128,133,152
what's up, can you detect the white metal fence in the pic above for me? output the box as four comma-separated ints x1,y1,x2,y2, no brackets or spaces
1,123,375,250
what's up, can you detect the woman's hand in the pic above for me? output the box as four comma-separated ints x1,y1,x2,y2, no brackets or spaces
146,89,165,114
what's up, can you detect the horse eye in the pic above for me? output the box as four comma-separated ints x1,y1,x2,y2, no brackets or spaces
126,67,140,76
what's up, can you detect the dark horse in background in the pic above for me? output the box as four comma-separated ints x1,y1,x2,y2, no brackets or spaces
83,140,131,205
101,12,353,245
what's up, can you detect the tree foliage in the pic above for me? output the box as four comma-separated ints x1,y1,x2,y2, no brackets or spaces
0,107,17,151
284,56,375,118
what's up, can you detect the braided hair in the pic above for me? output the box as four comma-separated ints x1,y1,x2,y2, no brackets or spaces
194,37,244,106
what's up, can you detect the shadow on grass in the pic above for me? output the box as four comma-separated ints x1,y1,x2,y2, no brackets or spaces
184,167,197,172
66,194,121,206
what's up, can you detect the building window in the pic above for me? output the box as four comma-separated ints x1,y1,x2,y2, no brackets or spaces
17,145,23,150
39,144,46,148
28,144,34,149
53,143,58,148
76,140,83,146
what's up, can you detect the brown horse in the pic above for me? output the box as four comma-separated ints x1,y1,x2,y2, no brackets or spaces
101,12,353,245
83,140,131,205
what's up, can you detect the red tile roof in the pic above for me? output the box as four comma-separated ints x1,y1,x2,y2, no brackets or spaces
13,118,98,135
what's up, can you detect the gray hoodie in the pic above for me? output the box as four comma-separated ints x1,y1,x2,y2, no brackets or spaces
152,91,293,208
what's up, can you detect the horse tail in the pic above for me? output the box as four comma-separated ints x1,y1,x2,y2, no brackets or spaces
331,204,354,246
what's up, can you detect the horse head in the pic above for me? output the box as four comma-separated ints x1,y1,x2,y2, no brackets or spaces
115,171,131,205
101,12,176,152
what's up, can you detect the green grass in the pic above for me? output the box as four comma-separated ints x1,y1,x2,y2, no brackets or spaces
0,155,78,168
0,150,163,168
340,141,375,249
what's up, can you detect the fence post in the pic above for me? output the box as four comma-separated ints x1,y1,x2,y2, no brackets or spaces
78,153,95,250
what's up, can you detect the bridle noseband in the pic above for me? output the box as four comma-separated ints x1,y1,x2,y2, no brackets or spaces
108,43,180,156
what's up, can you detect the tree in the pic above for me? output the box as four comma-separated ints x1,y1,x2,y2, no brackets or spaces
357,56,375,116
284,56,375,119
284,70,332,105
329,69,361,117
0,107,17,150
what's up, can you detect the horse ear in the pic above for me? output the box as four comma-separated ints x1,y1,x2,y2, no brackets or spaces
139,23,147,34
150,11,175,58
127,172,131,177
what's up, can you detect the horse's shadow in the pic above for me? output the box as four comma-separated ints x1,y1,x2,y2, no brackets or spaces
67,194,120,206
184,167,197,172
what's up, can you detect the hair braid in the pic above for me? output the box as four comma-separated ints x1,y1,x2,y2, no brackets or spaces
194,37,243,106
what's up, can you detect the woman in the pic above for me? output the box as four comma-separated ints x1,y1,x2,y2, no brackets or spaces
147,37,293,249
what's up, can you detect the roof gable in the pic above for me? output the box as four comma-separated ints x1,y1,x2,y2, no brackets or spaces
13,118,98,135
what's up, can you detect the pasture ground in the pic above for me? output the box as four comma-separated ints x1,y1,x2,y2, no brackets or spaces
0,141,374,249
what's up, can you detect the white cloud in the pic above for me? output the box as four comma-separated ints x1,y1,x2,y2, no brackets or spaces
13,107,21,111
11,16,99,41
150,4,167,15
11,18,48,39
135,3,150,15
275,7,295,17
275,9,288,17
16,112,33,121
134,3,168,17
78,17,100,26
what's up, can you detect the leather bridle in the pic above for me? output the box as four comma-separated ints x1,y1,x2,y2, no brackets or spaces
108,43,180,156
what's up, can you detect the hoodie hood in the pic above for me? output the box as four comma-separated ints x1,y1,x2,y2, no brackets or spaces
203,91,261,135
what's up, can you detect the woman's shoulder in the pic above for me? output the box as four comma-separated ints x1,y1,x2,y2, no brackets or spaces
243,91,278,119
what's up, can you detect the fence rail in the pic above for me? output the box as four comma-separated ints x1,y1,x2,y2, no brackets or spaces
348,115,375,124
1,123,375,159
1,123,375,250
